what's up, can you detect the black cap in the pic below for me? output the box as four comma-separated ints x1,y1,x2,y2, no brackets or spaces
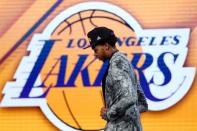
84,27,116,49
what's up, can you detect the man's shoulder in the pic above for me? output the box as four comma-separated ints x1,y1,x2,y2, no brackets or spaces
110,52,129,66
111,51,127,61
110,52,130,69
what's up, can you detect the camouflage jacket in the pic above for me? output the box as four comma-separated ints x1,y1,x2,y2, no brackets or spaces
102,51,148,131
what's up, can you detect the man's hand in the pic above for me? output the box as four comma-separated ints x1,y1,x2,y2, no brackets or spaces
100,107,108,120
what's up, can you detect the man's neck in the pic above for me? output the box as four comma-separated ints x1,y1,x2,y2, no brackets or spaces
110,47,118,58
102,47,118,62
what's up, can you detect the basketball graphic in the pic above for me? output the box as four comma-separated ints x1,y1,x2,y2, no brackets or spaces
40,8,139,130
0,2,195,131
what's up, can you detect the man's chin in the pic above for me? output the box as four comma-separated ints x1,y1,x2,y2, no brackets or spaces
98,58,104,61
98,58,105,62
98,57,108,62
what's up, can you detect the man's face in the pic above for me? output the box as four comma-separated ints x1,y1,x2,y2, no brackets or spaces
93,44,107,61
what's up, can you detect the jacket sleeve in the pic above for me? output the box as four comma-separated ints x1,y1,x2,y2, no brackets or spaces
136,81,148,112
106,59,138,121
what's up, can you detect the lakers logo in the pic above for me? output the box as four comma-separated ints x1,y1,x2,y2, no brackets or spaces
0,2,195,130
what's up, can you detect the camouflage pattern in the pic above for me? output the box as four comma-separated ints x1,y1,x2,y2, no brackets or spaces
102,51,148,131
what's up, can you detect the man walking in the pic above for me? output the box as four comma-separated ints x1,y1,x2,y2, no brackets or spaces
84,27,148,131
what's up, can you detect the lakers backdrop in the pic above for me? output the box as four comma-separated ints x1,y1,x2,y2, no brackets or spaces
0,0,197,131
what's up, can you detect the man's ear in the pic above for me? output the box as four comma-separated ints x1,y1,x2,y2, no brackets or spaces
104,43,110,50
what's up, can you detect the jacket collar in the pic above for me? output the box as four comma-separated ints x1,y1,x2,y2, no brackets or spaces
109,50,119,64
